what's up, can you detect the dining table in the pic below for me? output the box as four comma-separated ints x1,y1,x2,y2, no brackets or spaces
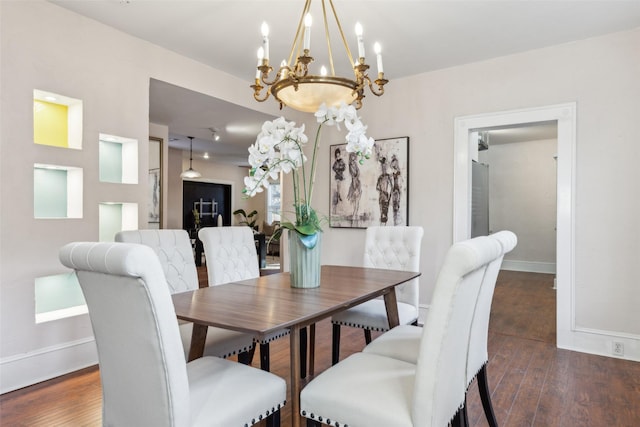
171,264,421,427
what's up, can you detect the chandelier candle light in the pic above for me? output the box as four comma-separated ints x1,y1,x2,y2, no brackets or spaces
242,102,374,287
251,0,388,113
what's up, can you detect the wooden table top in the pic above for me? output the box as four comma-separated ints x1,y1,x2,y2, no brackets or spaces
171,264,421,427
171,265,420,340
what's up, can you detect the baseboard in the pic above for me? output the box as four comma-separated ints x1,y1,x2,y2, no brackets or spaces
501,260,556,274
0,337,98,394
558,327,640,362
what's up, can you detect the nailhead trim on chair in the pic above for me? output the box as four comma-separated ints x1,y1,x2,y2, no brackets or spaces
219,343,255,359
302,410,348,427
246,401,285,427
331,318,418,332
255,330,290,344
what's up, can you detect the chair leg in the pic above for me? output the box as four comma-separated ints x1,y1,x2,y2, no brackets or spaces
331,324,341,365
452,410,464,427
260,342,270,371
309,323,315,376
237,350,251,365
478,364,498,427
462,396,469,427
266,410,280,427
300,327,307,379
237,343,256,365
306,419,321,427
364,329,372,344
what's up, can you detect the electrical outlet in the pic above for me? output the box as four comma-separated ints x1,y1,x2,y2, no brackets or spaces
613,342,624,356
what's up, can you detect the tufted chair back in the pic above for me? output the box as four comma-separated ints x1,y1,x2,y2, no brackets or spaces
466,230,518,384
363,226,424,309
59,242,191,427
115,229,198,294
413,236,502,426
198,226,260,286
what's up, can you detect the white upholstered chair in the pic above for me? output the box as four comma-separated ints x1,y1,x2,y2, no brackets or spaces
198,226,307,375
301,235,502,427
59,241,286,427
330,226,424,364
363,230,517,427
115,229,255,363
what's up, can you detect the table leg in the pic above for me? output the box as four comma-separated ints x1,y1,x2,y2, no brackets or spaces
383,289,400,329
289,325,302,427
309,323,315,376
188,323,207,362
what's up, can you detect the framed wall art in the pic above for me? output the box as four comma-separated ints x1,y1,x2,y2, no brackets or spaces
148,168,160,224
148,136,163,227
330,136,409,228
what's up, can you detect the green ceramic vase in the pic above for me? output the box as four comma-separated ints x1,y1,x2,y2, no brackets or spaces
288,231,322,288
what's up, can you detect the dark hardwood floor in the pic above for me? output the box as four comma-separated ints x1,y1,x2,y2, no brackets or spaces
1,270,638,426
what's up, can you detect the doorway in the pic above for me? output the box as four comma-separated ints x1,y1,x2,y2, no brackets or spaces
474,122,558,274
453,103,576,349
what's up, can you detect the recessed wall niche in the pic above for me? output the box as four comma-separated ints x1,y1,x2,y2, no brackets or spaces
99,133,138,184
33,89,82,149
35,273,87,323
33,164,83,218
99,202,138,242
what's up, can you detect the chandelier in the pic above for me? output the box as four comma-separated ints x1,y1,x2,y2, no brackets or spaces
250,0,388,113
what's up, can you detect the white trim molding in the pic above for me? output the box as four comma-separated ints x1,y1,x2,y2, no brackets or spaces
0,337,97,394
454,103,583,354
501,260,556,274
558,328,640,362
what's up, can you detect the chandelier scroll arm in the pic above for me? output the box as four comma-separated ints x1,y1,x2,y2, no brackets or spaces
250,79,270,102
368,73,389,97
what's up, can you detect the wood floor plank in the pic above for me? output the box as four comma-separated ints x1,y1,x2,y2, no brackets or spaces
532,348,572,427
506,340,554,426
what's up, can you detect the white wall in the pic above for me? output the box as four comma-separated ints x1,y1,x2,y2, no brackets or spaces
482,138,558,272
311,28,640,358
0,0,281,393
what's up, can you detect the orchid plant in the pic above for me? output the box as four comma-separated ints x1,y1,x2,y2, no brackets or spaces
243,102,374,237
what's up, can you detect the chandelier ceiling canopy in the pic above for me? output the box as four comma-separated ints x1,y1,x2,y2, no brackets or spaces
251,0,388,113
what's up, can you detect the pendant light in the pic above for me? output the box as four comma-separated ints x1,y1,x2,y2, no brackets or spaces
180,136,201,179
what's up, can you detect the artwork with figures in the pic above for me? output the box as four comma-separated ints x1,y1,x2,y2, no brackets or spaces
148,168,160,223
330,137,409,228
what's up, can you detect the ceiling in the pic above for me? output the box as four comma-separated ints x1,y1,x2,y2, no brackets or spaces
480,121,558,146
149,79,276,165
49,0,640,164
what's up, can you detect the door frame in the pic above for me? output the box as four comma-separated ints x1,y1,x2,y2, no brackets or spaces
453,102,576,349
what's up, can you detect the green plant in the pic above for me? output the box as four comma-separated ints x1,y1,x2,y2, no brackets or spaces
233,208,259,229
192,208,201,229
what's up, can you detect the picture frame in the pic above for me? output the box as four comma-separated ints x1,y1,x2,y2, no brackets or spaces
148,168,160,224
148,136,163,226
330,136,409,228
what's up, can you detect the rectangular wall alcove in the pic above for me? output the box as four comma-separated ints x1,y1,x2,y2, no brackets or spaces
99,133,138,184
99,202,138,242
35,273,87,324
33,89,82,149
33,164,83,219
